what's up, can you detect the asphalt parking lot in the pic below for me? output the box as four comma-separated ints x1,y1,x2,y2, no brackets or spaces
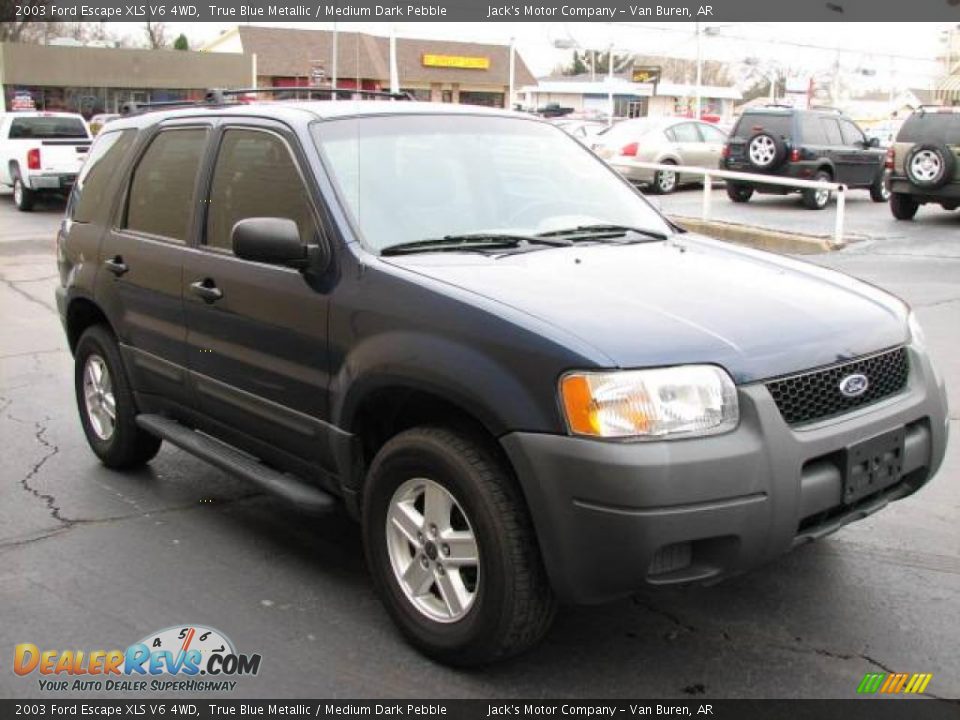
1,189,957,700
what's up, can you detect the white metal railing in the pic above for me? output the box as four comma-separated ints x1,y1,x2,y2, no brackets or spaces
616,161,848,249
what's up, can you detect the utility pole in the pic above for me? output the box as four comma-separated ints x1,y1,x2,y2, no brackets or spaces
389,26,399,94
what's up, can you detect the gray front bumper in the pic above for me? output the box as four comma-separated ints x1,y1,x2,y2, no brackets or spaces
500,346,948,604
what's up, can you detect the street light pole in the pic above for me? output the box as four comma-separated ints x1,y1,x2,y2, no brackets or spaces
508,37,515,110
331,22,338,101
695,22,702,120
607,42,614,126
389,26,399,94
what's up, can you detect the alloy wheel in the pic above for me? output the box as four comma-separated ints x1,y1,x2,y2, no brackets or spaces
386,477,480,623
82,353,116,441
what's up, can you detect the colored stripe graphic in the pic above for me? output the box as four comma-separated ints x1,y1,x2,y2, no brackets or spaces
857,672,932,694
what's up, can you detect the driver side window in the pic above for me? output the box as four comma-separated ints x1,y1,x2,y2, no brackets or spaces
205,129,317,253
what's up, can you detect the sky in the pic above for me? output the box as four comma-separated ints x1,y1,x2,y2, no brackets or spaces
102,21,953,91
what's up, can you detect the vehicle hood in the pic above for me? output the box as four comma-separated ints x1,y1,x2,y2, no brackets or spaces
382,235,909,384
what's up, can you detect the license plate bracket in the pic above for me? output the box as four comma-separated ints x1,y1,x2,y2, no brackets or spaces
843,427,905,505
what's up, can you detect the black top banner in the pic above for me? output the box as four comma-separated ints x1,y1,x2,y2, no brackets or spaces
4,0,960,22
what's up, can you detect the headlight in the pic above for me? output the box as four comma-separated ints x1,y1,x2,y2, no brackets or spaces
907,310,926,350
559,366,739,439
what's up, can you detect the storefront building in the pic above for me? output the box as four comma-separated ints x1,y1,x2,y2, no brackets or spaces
521,74,741,122
0,42,254,117
202,26,535,108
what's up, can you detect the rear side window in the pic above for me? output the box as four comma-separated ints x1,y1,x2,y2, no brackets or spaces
733,113,792,139
205,129,316,252
70,129,136,224
125,128,208,241
798,115,828,144
897,112,960,144
9,116,89,139
667,123,700,143
698,123,726,143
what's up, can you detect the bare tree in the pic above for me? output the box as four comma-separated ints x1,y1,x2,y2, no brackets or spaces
0,0,64,43
144,21,168,49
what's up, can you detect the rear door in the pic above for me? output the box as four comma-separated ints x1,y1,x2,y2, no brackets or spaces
183,120,337,474
95,121,212,411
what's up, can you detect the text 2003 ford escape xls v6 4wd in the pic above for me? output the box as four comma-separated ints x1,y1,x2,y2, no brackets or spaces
57,95,948,666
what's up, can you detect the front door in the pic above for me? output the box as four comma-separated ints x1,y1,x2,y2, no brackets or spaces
183,122,337,474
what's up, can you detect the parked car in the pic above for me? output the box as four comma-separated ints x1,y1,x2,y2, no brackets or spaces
593,117,727,194
721,106,888,209
58,96,948,666
89,113,121,136
886,106,960,220
0,111,91,211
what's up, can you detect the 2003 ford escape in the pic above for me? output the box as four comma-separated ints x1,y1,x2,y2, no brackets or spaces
57,92,949,666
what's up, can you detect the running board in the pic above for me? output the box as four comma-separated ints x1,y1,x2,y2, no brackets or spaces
136,414,336,514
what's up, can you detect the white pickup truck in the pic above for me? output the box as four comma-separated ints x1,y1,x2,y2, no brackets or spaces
0,112,92,211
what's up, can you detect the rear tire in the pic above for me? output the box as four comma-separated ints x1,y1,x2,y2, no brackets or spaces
74,325,162,469
363,426,556,666
651,161,678,195
12,175,35,212
890,192,919,221
726,183,754,203
801,170,833,210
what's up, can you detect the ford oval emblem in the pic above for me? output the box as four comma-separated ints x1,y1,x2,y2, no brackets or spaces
839,373,870,398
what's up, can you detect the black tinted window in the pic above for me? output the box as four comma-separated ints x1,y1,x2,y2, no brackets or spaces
125,128,208,241
206,129,316,252
10,116,88,139
820,118,843,145
733,113,792,139
799,115,828,144
70,130,136,224
897,112,960,144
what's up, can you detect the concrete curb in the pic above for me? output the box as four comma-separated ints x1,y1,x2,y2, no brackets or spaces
669,215,842,255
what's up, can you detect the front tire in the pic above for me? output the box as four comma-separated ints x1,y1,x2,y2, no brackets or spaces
363,426,556,666
74,325,162,469
890,192,919,220
869,172,890,202
13,175,35,212
801,170,833,210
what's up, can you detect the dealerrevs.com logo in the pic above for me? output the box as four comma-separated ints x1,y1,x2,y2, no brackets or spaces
14,625,261,693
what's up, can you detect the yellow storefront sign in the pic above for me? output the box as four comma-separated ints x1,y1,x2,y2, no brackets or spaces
422,54,490,70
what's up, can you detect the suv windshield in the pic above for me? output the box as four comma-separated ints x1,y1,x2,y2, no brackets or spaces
897,112,960,144
312,114,671,253
733,113,792,139
9,116,88,139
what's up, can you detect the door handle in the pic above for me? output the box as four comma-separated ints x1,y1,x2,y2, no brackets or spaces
103,256,128,276
190,279,223,303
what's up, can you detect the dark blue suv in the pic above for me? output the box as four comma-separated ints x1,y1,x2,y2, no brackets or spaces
57,96,948,665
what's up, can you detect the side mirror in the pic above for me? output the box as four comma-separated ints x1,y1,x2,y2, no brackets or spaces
867,137,880,148
232,217,310,268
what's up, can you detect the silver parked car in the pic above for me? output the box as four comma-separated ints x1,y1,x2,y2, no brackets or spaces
593,117,728,194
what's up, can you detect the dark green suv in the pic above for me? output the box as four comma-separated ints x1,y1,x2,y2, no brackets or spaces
888,107,960,220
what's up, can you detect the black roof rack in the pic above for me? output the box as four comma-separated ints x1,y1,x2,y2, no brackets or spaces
121,86,414,116
917,103,959,113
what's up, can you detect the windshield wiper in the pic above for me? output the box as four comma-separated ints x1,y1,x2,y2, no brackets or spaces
536,224,670,242
380,233,572,256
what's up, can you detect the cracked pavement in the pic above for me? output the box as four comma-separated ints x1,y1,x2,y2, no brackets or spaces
1,190,957,700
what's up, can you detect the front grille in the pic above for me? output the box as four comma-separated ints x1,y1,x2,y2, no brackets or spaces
766,347,909,426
